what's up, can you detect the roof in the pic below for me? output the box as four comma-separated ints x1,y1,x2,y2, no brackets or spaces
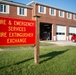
27,1,76,14
0,0,32,9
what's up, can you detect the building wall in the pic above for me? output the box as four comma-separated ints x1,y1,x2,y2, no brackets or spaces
31,3,76,41
35,4,76,25
0,1,76,41
0,4,32,20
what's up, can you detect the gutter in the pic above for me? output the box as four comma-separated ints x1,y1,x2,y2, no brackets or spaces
0,0,33,9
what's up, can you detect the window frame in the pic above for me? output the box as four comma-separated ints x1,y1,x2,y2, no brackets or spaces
73,14,76,20
66,12,72,19
0,4,9,14
59,10,64,18
49,8,56,16
17,7,27,16
38,5,46,14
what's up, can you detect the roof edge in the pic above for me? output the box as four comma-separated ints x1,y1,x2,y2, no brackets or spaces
27,1,76,14
0,0,32,9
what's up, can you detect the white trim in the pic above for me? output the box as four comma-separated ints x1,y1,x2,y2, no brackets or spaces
38,5,46,14
6,5,9,14
66,12,72,19
59,10,64,18
73,14,76,20
0,4,9,14
49,8,56,16
17,7,27,16
53,36,56,41
66,36,69,40
44,7,46,14
17,7,19,15
24,8,27,16
38,5,40,13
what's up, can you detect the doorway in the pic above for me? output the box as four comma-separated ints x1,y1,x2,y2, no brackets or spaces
40,23,52,40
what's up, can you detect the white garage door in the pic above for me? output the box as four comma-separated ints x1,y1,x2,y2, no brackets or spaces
69,26,76,40
56,25,66,40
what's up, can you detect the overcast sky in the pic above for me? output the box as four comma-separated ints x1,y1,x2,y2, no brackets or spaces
12,0,76,13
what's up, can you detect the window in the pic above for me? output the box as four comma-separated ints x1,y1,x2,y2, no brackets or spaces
56,32,65,35
19,8,24,15
38,5,46,14
49,8,56,16
73,14,76,20
17,7,27,16
0,4,9,14
66,12,72,19
59,10,64,18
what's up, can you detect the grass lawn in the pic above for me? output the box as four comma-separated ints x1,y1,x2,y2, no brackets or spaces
0,42,76,75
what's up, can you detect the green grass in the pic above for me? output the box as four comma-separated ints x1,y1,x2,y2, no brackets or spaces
0,42,76,75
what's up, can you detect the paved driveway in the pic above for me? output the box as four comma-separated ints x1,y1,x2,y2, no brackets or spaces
43,41,76,46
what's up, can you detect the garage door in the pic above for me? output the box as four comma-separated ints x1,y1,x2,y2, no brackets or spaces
56,25,66,40
69,26,76,40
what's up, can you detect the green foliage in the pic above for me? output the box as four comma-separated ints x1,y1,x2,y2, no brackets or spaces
0,43,76,75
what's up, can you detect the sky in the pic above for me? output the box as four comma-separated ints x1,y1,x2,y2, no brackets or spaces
12,0,76,13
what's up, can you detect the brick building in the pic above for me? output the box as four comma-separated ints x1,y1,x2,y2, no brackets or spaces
0,0,76,41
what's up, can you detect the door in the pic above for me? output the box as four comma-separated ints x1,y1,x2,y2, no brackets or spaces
69,26,76,40
56,25,66,40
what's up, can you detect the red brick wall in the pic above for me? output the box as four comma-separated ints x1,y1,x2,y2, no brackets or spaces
32,4,76,40
0,3,76,41
35,4,76,26
0,5,32,20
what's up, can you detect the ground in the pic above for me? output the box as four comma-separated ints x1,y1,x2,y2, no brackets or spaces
0,41,76,75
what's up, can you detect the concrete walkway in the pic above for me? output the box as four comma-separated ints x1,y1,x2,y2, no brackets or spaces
41,41,76,46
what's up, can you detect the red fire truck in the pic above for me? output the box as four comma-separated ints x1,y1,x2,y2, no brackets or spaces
71,34,76,42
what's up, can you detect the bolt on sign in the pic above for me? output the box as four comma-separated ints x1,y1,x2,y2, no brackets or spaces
0,17,36,46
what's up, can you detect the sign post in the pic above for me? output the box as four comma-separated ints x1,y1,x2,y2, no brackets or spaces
34,14,40,64
0,16,41,64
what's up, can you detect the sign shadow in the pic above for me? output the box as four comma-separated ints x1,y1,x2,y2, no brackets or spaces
0,57,33,69
40,49,69,64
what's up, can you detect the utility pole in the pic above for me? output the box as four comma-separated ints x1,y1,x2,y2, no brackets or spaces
34,14,40,64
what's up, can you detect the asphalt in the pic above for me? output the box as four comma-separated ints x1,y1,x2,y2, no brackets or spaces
41,41,76,46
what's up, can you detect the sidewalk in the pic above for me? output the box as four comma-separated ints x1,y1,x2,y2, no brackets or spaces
41,41,76,46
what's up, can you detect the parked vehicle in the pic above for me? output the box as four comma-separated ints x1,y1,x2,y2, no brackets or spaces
41,32,49,40
71,34,76,42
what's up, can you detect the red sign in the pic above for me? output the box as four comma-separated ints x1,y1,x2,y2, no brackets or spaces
0,17,36,46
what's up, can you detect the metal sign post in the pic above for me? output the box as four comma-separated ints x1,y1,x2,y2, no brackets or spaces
34,14,40,64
